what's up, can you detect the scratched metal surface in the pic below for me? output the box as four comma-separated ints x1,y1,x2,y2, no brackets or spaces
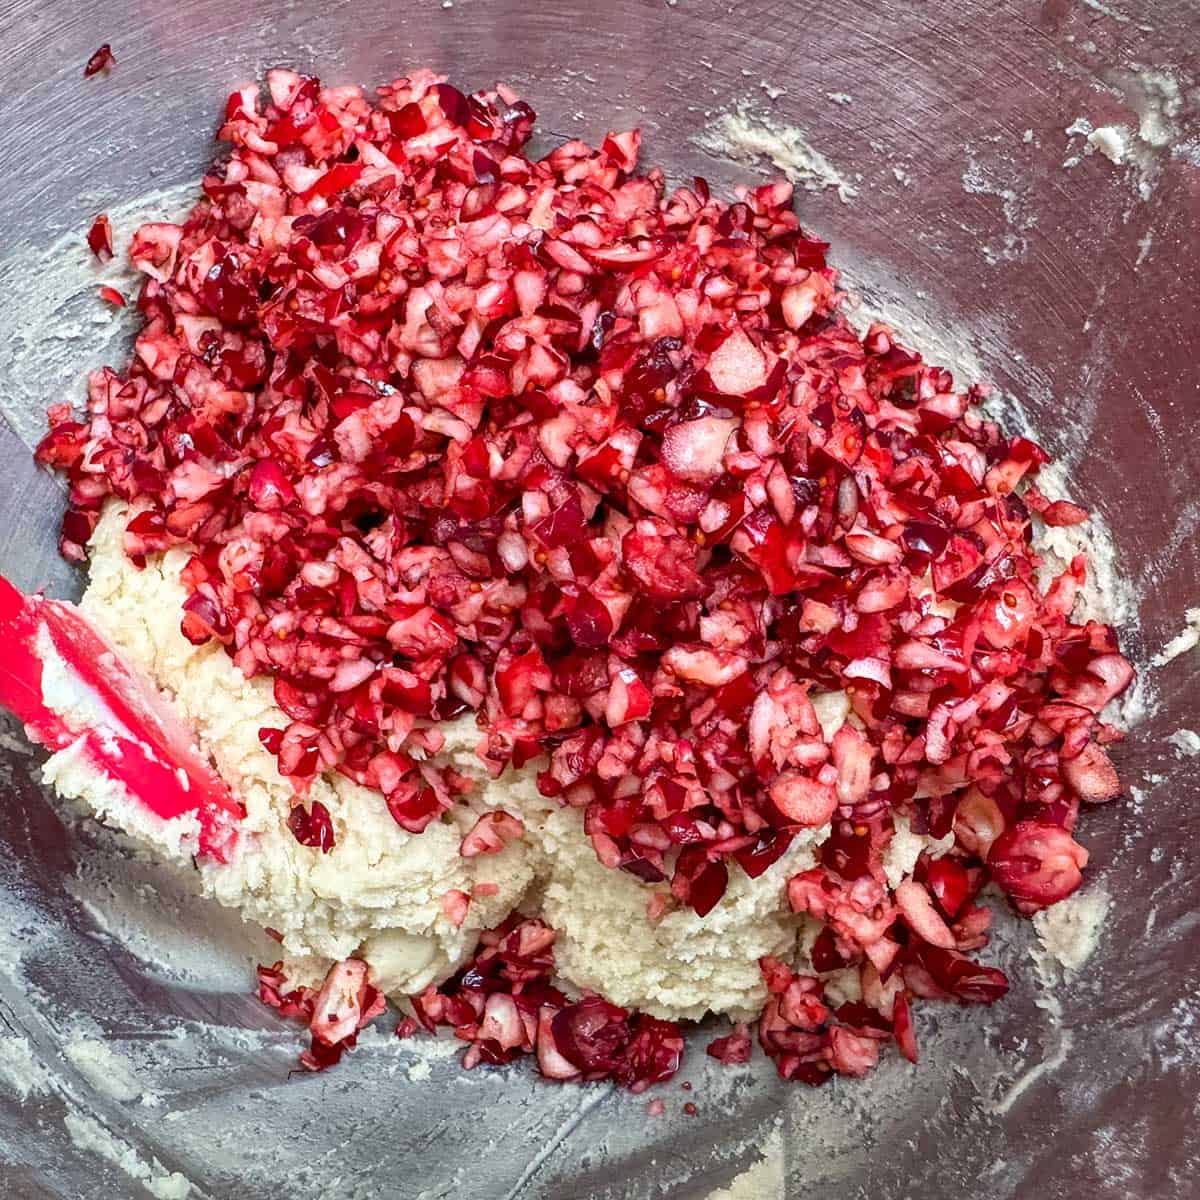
0,1,1197,1196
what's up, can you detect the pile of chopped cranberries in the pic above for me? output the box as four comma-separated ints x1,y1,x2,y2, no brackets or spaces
42,68,1133,1089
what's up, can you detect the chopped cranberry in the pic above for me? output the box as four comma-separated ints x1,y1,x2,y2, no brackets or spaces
892,991,919,1064
1061,741,1121,804
770,772,837,828
706,1023,752,1064
904,943,1009,1005
87,215,114,261
924,858,970,920
258,957,384,1071
287,800,335,852
987,821,1089,912
84,43,115,76
43,69,1131,1096
391,916,682,1090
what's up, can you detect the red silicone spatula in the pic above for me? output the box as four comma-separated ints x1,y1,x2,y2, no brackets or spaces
0,573,241,860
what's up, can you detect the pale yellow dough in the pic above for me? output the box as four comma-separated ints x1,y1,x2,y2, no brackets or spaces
42,501,942,1019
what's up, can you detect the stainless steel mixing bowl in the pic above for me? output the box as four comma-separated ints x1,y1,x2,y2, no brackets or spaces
0,1,1196,1196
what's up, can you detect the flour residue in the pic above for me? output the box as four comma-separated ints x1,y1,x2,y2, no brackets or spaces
64,1110,193,1199
1082,0,1131,21
990,1028,1074,1116
960,153,1036,264
694,103,859,202
0,967,198,1198
1089,125,1131,164
64,1036,150,1105
1152,607,1200,667
705,1127,784,1200
0,1035,55,1101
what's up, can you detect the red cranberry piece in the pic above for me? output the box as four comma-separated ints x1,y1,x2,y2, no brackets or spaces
87,215,114,261
924,858,970,920
621,521,704,600
565,590,613,648
733,830,795,879
387,786,443,834
1061,741,1121,804
671,847,729,917
892,991,919,1063
988,821,1088,911
435,83,471,128
258,727,284,754
387,102,426,138
706,1024,752,1064
810,926,855,972
287,800,335,852
531,493,586,549
84,43,115,76
247,460,296,510
550,996,629,1074
201,254,258,326
906,944,1008,1005
616,1014,685,1092
770,773,837,828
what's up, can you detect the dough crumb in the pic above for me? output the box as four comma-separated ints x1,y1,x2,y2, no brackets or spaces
1088,124,1131,164
0,1035,54,1101
1152,607,1200,666
64,1110,192,1199
706,1128,784,1200
1167,729,1200,757
1032,886,1110,975
882,816,953,891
